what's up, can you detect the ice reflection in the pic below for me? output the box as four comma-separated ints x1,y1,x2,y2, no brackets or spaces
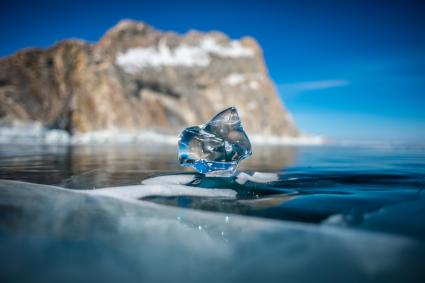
0,144,297,189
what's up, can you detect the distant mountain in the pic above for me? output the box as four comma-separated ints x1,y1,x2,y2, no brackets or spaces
0,20,299,141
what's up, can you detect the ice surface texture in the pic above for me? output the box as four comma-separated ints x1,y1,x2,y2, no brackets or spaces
178,107,252,176
1,179,424,283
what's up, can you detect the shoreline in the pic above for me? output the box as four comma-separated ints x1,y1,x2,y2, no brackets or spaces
0,124,324,146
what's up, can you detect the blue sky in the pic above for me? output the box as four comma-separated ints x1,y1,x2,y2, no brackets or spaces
1,0,424,141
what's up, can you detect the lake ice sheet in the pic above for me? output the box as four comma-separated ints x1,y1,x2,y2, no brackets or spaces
0,173,424,282
1,144,425,282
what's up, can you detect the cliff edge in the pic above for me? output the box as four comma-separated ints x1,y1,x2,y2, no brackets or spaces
0,20,300,142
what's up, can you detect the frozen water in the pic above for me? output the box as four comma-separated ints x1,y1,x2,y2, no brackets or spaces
235,172,279,185
0,179,424,282
90,174,237,200
178,107,252,176
1,144,425,282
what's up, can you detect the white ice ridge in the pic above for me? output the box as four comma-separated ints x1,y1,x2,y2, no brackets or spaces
236,172,279,185
0,123,325,145
0,123,71,145
90,174,237,200
116,37,254,72
71,130,177,145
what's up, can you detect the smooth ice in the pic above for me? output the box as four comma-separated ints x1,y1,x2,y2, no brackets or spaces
178,107,252,176
0,179,424,283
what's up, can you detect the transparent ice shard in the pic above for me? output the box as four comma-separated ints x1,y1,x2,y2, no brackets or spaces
178,107,252,176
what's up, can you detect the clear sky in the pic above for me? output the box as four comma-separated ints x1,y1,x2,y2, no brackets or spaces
1,0,424,142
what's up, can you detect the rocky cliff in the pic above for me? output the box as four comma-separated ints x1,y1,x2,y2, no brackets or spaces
0,20,299,140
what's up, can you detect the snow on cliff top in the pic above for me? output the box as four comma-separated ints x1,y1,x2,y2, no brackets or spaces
116,37,254,72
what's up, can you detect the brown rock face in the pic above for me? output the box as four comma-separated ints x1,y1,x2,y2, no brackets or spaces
0,20,299,137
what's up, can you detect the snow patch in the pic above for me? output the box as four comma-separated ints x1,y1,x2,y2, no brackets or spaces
116,37,254,72
223,73,264,89
200,37,254,58
224,74,246,86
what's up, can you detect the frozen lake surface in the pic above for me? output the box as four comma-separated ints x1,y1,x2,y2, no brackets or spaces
0,143,424,282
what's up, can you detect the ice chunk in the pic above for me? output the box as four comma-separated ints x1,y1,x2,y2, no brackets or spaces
178,107,252,176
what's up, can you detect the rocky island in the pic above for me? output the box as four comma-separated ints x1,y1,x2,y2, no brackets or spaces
0,20,313,144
